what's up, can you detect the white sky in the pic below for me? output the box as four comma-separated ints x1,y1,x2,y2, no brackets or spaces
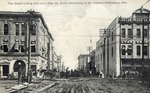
0,0,150,70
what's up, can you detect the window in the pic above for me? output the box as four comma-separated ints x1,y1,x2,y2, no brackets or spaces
143,46,148,56
16,24,19,35
3,45,8,52
122,29,125,38
112,32,113,41
14,42,19,52
112,47,113,57
128,29,133,38
4,24,9,35
127,45,132,55
122,45,126,55
137,29,141,38
144,29,148,38
30,25,36,35
21,24,26,35
20,45,25,52
137,46,141,56
31,45,36,52
101,53,102,61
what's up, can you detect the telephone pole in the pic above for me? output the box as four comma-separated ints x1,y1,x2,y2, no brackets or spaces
27,10,34,83
142,19,145,84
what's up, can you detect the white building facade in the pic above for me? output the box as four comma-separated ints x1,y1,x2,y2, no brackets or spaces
95,8,150,77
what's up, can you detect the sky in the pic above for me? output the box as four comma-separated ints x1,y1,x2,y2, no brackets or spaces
0,0,150,70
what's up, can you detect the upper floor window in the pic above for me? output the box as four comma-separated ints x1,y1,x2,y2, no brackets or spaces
137,29,141,38
112,47,113,57
21,24,26,35
144,29,148,38
128,29,133,38
16,24,19,35
121,45,126,55
4,24,9,35
112,32,113,41
30,25,36,35
121,29,125,38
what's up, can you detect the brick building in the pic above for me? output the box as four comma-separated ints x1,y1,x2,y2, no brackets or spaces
0,11,54,78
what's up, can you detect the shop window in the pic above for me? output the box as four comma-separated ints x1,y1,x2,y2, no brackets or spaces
143,46,148,56
127,45,132,55
137,46,141,56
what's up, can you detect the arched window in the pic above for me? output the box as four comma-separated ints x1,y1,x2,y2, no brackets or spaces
14,60,26,72
4,24,9,35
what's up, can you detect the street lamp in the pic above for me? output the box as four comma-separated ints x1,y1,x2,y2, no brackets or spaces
18,62,21,85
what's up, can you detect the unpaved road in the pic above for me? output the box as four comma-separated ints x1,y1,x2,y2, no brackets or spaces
24,78,150,93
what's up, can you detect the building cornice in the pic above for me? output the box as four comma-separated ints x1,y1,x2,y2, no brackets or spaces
0,11,54,41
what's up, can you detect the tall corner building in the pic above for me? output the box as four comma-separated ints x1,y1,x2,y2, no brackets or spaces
0,11,54,78
95,7,150,77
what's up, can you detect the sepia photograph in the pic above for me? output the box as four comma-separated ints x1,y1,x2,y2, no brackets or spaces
0,0,150,92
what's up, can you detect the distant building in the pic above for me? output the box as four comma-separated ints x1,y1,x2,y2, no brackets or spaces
0,11,54,78
86,50,96,74
78,54,89,71
53,52,61,72
95,7,150,77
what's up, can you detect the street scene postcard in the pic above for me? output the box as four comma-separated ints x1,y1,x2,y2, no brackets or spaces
0,0,150,93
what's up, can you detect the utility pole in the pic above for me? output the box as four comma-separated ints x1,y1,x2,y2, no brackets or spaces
27,25,31,83
100,29,110,78
142,19,145,84
47,43,50,70
52,46,54,70
106,32,110,78
103,37,106,77
27,10,34,83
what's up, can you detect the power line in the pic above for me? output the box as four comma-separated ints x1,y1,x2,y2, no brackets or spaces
141,0,150,7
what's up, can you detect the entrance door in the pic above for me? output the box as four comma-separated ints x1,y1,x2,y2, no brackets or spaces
3,65,9,76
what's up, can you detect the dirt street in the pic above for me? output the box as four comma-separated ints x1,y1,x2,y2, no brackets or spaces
24,78,150,93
